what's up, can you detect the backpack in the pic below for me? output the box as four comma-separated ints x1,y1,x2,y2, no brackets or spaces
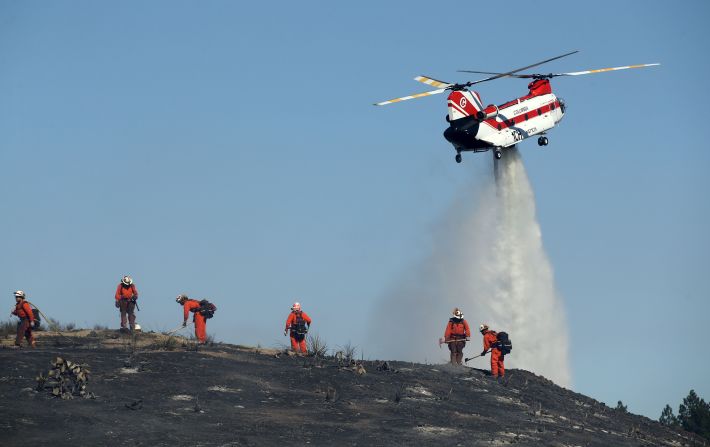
31,306,41,329
197,300,217,319
496,331,512,355
292,312,308,335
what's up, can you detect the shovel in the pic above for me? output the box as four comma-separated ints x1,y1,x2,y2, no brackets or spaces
464,350,489,363
164,321,192,336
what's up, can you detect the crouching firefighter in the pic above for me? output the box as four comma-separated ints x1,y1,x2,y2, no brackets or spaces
284,302,311,354
176,294,216,344
444,308,470,365
115,275,138,332
480,324,512,379
11,290,36,348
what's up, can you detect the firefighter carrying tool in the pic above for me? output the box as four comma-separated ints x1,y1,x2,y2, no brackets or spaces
115,275,138,332
284,302,311,355
480,323,512,379
11,290,36,348
443,308,470,365
176,294,216,344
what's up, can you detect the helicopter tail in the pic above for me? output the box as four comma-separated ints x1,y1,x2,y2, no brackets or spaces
447,90,484,121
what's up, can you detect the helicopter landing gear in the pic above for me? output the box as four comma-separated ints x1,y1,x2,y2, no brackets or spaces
455,153,462,163
494,150,502,159
537,136,549,146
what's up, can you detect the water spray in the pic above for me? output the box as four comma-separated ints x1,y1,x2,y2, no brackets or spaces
370,147,571,387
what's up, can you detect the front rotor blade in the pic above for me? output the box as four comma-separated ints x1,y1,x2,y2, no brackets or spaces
466,50,579,85
373,88,446,106
551,63,660,77
457,70,534,79
413,75,452,89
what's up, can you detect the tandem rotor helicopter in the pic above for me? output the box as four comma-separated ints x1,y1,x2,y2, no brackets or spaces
374,51,659,163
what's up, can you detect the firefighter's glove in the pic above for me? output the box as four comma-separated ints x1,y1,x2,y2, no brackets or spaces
115,301,120,309
182,321,187,328
481,350,487,357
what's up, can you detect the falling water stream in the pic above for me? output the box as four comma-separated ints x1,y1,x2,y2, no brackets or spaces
370,147,571,387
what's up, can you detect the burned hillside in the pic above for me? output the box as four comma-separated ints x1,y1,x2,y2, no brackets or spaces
0,330,704,446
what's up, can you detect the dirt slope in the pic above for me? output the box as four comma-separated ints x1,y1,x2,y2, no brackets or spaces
0,331,704,446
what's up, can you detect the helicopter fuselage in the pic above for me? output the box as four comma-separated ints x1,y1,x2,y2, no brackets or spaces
444,79,565,153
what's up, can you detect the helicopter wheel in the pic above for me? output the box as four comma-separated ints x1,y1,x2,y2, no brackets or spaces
538,136,548,146
494,150,502,160
455,153,462,163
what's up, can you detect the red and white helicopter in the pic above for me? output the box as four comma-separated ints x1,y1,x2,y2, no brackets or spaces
375,51,658,163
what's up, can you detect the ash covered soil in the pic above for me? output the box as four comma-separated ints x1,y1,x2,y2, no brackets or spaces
0,331,703,446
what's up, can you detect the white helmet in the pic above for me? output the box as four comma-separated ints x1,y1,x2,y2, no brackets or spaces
479,323,489,332
452,308,463,319
133,324,142,332
176,294,188,303
121,276,133,286
291,302,301,311
14,290,26,299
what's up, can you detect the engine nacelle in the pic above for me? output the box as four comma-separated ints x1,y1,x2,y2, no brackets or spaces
476,104,499,121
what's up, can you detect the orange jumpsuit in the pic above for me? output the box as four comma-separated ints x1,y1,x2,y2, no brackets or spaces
483,330,505,377
444,318,470,365
183,299,207,343
115,283,138,329
285,311,311,353
12,300,36,347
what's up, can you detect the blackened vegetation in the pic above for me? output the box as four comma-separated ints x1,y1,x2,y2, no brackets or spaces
0,331,706,446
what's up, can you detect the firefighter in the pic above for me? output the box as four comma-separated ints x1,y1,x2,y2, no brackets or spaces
176,294,208,344
115,275,138,331
11,290,36,348
284,302,311,354
480,323,505,379
444,308,470,365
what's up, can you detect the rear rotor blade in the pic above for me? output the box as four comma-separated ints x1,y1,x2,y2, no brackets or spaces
550,63,660,77
374,88,447,106
413,75,452,89
465,50,579,85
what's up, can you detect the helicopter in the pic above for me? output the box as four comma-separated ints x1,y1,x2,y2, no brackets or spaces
374,51,659,163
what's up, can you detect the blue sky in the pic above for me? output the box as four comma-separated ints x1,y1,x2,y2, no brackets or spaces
1,1,708,419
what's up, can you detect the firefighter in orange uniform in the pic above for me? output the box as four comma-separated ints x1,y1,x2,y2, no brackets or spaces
115,275,138,331
284,302,311,354
11,290,36,348
444,308,470,365
176,294,207,343
480,323,505,379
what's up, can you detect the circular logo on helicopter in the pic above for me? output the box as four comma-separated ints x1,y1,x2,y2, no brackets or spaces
459,97,467,108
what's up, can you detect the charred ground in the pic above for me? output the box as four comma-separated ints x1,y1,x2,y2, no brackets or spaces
0,331,704,446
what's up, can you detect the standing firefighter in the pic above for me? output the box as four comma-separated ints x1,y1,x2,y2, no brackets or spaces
444,308,470,365
11,290,36,348
176,294,216,344
480,323,510,379
114,275,138,332
284,302,311,354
